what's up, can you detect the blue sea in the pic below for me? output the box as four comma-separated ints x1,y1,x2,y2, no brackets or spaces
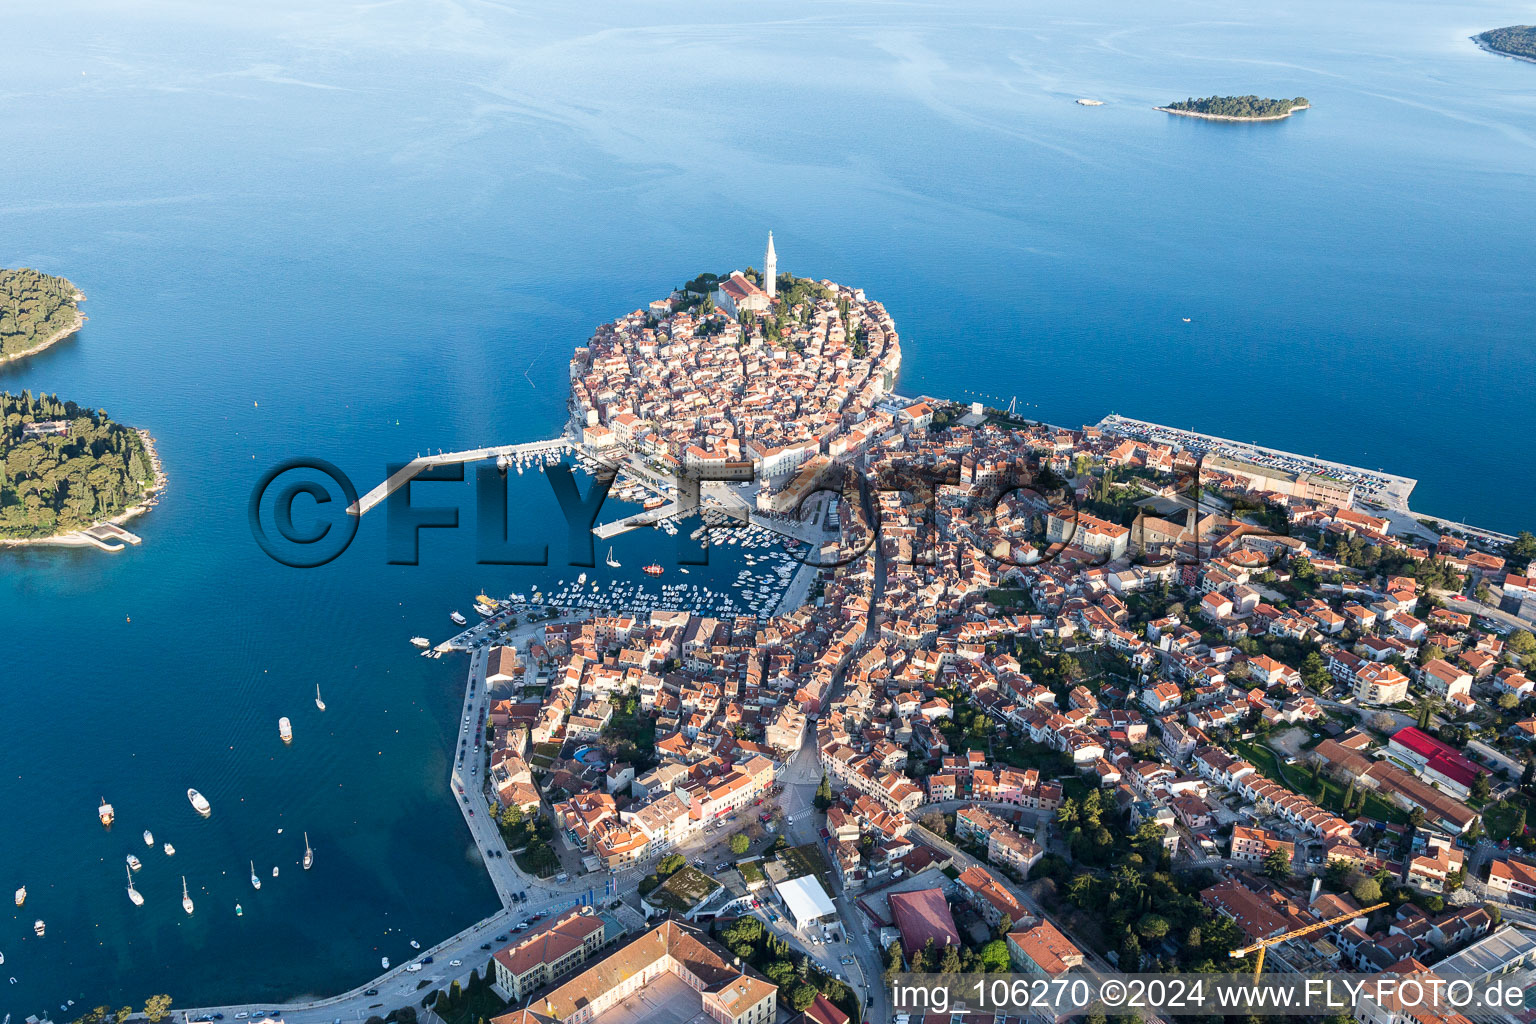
2,0,1534,1013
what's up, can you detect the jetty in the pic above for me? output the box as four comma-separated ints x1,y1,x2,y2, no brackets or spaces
346,438,574,516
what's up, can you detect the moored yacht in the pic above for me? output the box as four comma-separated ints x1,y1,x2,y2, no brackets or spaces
250,861,261,890
181,877,193,915
410,636,430,648
33,920,44,937
303,832,313,870
126,854,142,872
98,798,115,826
278,717,292,743
188,788,211,816
13,887,24,907
126,867,143,907
164,842,175,856
143,830,155,847
315,684,326,712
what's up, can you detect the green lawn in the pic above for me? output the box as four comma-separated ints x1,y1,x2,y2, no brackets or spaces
779,843,835,892
1484,799,1525,841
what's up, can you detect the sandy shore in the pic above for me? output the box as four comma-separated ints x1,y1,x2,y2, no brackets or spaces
0,427,166,550
1155,103,1309,122
0,293,87,366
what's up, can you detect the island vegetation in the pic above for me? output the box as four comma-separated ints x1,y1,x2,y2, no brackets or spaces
1476,26,1536,61
1,391,157,539
1160,95,1310,120
1,267,84,362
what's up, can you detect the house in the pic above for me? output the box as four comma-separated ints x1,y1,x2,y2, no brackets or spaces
1007,919,1086,975
491,907,608,1000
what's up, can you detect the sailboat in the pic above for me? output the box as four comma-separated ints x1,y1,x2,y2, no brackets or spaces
605,546,620,568
315,684,326,712
126,866,144,906
250,861,262,891
303,833,313,871
181,876,194,914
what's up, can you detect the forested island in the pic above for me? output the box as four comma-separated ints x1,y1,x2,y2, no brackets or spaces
1,391,159,540
1158,95,1310,121
1476,26,1536,62
1,267,85,363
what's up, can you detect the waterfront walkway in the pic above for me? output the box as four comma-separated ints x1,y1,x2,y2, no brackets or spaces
346,438,575,517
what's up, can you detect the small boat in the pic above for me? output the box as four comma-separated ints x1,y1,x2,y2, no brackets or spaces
235,903,243,917
181,877,193,915
605,547,620,568
250,861,262,890
188,788,211,816
1182,317,1192,323
13,887,24,907
315,684,326,712
144,830,155,847
278,717,293,743
643,563,663,577
127,854,142,872
450,610,467,626
576,572,587,585
679,567,689,574
272,865,279,878
99,798,115,826
303,832,313,871
381,957,390,970
164,842,176,856
409,939,420,950
126,867,144,907
410,636,430,649
33,920,44,937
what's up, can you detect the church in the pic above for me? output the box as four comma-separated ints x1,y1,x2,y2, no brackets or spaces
711,232,777,317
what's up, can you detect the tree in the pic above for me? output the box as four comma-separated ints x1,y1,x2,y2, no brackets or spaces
920,810,948,837
1472,774,1491,803
1136,914,1170,941
1352,877,1382,904
1263,846,1293,879
115,1009,133,1024
766,960,796,987
142,998,172,1024
729,832,750,855
656,853,685,877
1118,932,1142,973
1500,692,1519,711
789,983,818,1012
1508,629,1536,656
938,943,963,976
814,775,832,811
980,938,1011,971
1523,760,1535,791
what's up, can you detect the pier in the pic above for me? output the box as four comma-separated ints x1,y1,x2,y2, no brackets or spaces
346,438,575,516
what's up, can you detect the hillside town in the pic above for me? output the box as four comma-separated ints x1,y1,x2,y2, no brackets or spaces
452,254,1536,1024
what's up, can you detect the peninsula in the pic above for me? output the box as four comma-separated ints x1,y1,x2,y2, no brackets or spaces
1158,94,1310,121
0,266,86,364
0,391,164,547
1475,25,1536,63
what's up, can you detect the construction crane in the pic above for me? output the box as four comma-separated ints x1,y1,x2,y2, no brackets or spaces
1230,901,1388,980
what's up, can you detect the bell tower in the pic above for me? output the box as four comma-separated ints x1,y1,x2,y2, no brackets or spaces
764,232,777,298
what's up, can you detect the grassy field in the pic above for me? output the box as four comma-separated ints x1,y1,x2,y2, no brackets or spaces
647,865,720,912
780,842,835,892
1232,739,1406,825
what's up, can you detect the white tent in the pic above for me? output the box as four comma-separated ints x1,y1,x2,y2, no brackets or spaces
775,873,836,930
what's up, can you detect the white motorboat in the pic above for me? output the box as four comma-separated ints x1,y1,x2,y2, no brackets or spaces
188,788,211,816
